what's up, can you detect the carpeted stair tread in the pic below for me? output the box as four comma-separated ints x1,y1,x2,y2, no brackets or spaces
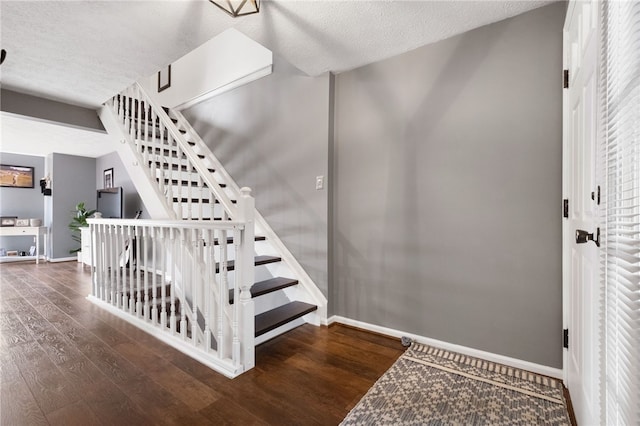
215,255,281,273
255,301,317,337
229,277,299,304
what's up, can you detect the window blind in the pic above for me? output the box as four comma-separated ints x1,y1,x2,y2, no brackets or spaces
601,1,640,425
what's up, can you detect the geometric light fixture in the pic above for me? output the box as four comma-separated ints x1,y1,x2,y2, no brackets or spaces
209,0,260,17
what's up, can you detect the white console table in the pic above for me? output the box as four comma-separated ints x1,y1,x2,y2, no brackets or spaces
0,226,48,264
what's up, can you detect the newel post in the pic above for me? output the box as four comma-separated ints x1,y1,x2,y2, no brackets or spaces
236,187,255,371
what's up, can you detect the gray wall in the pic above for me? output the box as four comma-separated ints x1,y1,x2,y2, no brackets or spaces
183,56,331,296
96,152,148,219
48,153,96,259
332,3,565,368
0,152,45,252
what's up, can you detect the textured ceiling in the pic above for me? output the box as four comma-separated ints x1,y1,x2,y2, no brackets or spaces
0,0,555,109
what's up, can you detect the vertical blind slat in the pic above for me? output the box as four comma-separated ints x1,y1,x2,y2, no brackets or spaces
601,1,640,425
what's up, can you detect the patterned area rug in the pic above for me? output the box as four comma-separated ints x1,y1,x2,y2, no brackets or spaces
341,343,570,425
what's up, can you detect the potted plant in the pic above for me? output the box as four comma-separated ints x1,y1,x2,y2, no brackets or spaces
69,202,96,255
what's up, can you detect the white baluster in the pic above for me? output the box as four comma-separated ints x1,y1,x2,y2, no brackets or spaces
160,227,167,328
134,87,141,145
204,228,212,353
180,228,187,339
151,226,158,325
191,228,198,345
167,134,176,211
122,225,127,308
150,112,157,185
135,225,142,318
113,224,119,307
198,174,204,221
97,224,104,300
121,93,128,132
128,89,136,142
115,94,122,122
220,226,229,359
103,224,108,302
187,157,193,220
136,101,149,154
143,226,150,320
174,146,184,219
115,225,121,308
128,225,134,314
90,223,97,297
109,224,116,305
170,227,177,334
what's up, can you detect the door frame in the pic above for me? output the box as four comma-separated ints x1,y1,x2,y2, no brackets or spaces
561,0,572,387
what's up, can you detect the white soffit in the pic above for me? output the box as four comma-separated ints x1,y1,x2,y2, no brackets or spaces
0,113,114,159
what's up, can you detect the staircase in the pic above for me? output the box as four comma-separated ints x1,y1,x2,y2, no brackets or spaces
93,82,326,377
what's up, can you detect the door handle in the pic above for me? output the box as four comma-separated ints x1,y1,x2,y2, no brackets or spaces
576,228,600,247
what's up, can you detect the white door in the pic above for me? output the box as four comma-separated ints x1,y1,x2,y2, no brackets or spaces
563,1,601,424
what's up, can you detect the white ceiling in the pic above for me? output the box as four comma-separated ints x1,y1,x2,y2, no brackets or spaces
0,0,555,157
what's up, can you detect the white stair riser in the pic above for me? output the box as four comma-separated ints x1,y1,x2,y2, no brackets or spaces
155,169,210,182
173,203,226,219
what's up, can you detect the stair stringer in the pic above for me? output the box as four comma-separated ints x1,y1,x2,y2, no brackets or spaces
171,110,328,324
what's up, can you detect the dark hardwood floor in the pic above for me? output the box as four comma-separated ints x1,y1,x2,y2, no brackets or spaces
0,261,404,425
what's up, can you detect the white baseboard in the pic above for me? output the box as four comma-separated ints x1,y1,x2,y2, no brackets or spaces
48,256,77,263
326,315,563,379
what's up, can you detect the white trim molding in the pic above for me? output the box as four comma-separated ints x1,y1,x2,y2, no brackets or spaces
48,256,77,263
326,316,563,379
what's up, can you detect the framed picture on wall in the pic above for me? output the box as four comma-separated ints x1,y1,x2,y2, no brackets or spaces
0,164,34,188
104,168,114,189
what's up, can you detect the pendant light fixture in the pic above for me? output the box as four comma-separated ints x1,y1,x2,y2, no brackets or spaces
209,0,260,18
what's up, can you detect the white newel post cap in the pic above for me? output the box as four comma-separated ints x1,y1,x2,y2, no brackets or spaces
240,187,252,197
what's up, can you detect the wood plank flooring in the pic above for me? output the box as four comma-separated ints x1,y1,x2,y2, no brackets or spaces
0,261,403,425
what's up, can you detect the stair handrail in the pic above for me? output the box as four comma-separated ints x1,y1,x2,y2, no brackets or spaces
122,82,238,219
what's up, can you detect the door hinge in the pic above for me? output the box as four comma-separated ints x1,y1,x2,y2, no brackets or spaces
563,199,569,218
563,69,569,88
591,185,601,205
563,329,569,349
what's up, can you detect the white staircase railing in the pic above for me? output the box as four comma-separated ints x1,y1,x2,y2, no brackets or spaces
86,191,255,378
107,83,236,221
